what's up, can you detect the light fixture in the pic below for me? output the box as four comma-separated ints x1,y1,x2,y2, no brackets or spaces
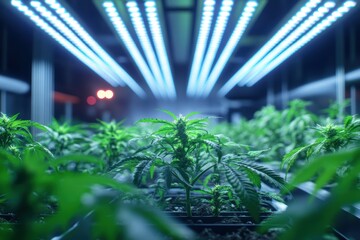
145,0,176,99
87,96,97,105
42,0,147,97
194,0,234,97
105,90,114,99
125,1,171,99
97,89,106,99
246,0,357,86
200,0,258,97
30,1,120,87
239,0,335,86
11,0,120,86
101,1,163,99
186,0,216,97
217,0,325,97
11,0,146,98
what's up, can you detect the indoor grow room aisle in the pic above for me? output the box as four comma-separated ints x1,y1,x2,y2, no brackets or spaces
0,100,359,239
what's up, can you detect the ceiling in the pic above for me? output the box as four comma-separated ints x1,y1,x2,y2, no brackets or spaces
1,0,360,102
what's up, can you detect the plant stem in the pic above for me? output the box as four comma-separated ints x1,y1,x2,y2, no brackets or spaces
185,186,192,217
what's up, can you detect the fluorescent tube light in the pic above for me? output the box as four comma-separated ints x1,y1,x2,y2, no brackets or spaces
194,0,234,97
42,0,146,97
218,0,324,97
30,1,121,87
144,0,176,99
246,1,357,86
201,0,258,97
11,0,121,87
102,1,163,99
126,1,170,99
186,0,216,96
239,1,335,86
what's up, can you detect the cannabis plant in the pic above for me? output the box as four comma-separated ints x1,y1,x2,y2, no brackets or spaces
122,111,286,219
322,99,350,122
281,100,317,152
88,120,133,171
282,115,360,174
197,185,234,216
0,113,49,157
210,137,287,220
0,148,193,240
262,148,360,240
39,119,87,157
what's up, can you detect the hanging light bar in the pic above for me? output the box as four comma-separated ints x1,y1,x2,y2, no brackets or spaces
126,1,171,99
246,0,357,86
200,0,258,97
144,0,176,99
239,0,336,86
29,1,121,87
10,0,121,87
186,0,216,97
11,0,145,97
42,0,146,97
218,0,323,97
101,1,162,99
194,0,234,97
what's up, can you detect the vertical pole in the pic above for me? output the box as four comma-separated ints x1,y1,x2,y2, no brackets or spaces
1,91,6,114
350,86,356,115
336,26,345,120
31,31,54,135
65,102,72,121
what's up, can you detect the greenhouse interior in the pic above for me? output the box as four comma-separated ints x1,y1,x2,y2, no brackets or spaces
0,0,360,239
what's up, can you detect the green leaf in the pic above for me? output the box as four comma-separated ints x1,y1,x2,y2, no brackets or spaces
281,145,310,173
236,161,287,192
222,164,260,221
161,110,177,120
133,159,154,186
288,148,360,194
184,112,200,119
241,167,261,188
137,118,174,126
190,164,215,185
171,168,192,188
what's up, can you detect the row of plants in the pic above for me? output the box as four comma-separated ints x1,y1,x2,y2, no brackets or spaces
0,99,359,239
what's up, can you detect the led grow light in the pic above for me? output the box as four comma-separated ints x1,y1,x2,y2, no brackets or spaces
200,0,258,97
239,0,335,86
126,1,171,99
101,1,162,99
42,0,146,97
186,0,216,97
218,0,323,97
145,0,176,99
194,0,234,97
246,0,357,86
30,1,120,87
11,0,120,87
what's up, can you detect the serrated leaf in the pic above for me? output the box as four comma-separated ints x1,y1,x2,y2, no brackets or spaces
133,159,154,186
221,164,260,221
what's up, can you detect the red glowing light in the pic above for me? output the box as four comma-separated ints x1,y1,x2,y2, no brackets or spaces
87,96,97,105
97,90,106,99
105,90,114,99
